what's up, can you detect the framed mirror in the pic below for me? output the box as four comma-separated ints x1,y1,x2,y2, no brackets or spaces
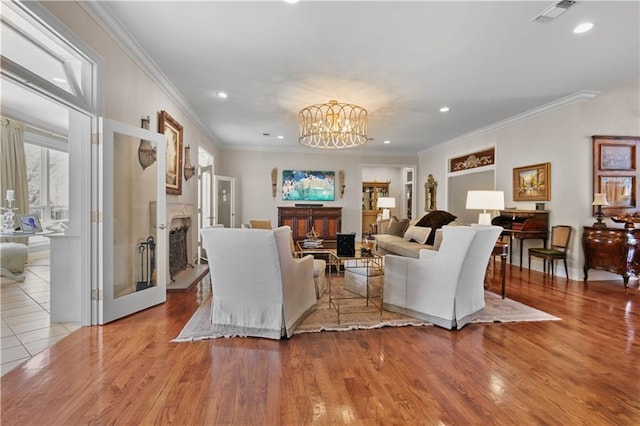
424,174,437,211
592,135,640,216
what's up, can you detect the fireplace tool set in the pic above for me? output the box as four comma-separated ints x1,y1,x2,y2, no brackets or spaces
136,236,156,291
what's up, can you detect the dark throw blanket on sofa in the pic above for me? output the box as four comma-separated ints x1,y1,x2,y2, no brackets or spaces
415,210,457,245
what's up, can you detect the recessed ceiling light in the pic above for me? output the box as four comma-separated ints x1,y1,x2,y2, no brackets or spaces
573,22,594,34
215,91,228,99
283,0,300,4
440,106,450,113
384,140,391,144
52,77,67,83
277,135,284,139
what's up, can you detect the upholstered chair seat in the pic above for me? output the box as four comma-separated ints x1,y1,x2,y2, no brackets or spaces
383,225,503,330
201,225,317,339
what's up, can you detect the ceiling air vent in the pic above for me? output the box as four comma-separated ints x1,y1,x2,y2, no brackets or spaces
532,0,576,23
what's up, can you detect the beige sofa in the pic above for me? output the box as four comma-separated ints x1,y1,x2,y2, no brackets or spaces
373,213,464,259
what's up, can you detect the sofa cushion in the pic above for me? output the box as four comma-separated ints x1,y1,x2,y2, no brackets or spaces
403,225,431,244
375,234,429,259
386,217,410,236
415,210,457,245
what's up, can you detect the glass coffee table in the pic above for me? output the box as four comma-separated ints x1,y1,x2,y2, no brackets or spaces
327,244,383,323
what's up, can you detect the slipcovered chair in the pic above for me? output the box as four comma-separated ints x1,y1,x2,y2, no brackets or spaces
383,225,503,330
200,225,317,339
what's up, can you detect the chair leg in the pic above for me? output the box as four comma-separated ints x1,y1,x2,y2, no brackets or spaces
564,258,569,279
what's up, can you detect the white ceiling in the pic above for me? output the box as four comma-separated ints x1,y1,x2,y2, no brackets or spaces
7,1,640,155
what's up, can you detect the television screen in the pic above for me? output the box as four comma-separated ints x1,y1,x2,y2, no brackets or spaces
282,170,335,201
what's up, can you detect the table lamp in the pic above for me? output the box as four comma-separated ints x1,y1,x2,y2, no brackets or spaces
592,193,608,228
466,190,505,225
377,197,396,220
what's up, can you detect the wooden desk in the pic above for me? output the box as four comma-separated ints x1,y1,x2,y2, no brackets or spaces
493,210,549,270
582,226,640,287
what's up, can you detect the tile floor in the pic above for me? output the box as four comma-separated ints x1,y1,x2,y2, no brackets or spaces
1,251,80,376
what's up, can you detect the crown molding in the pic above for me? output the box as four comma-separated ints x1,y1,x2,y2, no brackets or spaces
80,2,221,147
419,90,599,155
222,144,418,158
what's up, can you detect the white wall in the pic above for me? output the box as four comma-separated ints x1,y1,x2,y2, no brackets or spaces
218,150,416,238
419,81,640,280
362,166,406,218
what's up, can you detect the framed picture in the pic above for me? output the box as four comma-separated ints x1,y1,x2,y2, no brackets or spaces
599,143,635,171
513,162,551,201
592,135,640,217
16,214,42,233
159,110,183,195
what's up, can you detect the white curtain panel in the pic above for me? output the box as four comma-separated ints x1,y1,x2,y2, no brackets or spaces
1,118,28,215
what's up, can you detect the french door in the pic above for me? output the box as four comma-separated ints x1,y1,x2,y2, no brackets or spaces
213,175,235,228
100,119,167,324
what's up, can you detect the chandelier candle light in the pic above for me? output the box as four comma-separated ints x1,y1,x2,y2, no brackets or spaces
298,100,368,149
592,193,608,228
377,197,396,220
2,189,17,233
466,190,505,225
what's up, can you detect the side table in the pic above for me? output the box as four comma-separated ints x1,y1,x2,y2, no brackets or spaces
328,248,383,323
492,241,509,298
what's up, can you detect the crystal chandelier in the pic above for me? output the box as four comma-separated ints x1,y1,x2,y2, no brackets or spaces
298,100,368,149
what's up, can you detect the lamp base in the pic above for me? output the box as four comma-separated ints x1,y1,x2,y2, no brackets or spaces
381,209,390,220
478,213,491,225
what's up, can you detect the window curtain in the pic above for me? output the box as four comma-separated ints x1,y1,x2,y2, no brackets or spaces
1,117,29,221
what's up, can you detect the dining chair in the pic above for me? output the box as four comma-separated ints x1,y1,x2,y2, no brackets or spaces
528,225,572,279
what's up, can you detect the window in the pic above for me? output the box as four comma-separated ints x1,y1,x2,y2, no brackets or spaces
24,142,69,227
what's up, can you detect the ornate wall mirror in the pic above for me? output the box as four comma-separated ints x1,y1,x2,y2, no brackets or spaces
424,174,438,211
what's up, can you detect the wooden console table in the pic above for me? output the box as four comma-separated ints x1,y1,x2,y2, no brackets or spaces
582,226,640,287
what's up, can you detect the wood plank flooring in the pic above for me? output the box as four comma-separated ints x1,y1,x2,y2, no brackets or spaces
1,266,639,425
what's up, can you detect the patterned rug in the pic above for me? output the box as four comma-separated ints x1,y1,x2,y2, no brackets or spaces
172,290,560,342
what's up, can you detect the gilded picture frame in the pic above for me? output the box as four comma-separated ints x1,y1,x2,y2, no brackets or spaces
159,110,183,195
513,162,551,201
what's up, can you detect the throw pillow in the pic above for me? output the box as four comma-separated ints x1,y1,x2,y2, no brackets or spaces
385,217,410,236
415,210,457,245
403,225,431,244
249,220,272,229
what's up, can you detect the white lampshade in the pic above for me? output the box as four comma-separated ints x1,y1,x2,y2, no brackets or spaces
466,190,505,225
377,197,396,209
592,193,609,206
377,197,396,220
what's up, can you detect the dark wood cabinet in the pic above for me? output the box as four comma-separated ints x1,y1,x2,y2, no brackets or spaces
278,207,342,242
582,226,640,287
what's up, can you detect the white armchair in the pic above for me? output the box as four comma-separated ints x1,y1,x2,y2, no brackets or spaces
383,225,503,329
200,225,317,339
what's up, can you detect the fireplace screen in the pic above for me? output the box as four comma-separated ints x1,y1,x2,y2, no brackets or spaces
169,226,190,279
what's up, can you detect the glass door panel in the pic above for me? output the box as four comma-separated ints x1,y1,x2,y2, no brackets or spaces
213,175,235,228
198,164,212,262
101,119,166,324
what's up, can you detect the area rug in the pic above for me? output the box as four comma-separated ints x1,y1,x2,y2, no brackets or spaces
172,291,560,342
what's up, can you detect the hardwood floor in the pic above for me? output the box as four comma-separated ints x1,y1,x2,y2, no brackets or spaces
1,266,639,425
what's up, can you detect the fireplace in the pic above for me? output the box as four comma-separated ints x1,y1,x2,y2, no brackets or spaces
150,202,196,284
